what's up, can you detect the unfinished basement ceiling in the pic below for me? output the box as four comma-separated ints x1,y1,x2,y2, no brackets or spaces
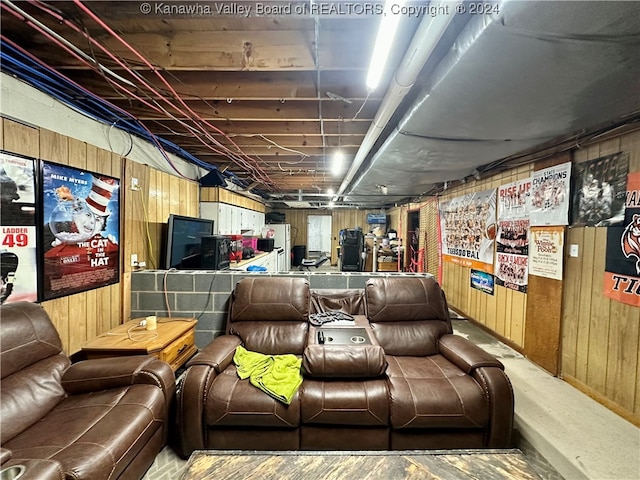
1,1,639,209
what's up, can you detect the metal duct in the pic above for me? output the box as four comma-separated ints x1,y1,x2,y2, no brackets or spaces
337,0,458,196
352,0,640,200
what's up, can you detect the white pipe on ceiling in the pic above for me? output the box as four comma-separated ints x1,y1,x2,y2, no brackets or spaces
337,1,457,196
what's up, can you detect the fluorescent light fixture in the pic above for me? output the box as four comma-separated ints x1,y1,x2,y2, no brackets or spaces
332,150,345,176
366,0,405,91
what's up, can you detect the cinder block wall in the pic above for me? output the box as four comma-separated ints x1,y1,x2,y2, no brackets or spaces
131,270,433,348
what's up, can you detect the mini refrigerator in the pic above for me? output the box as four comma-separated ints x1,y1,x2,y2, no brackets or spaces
270,224,291,271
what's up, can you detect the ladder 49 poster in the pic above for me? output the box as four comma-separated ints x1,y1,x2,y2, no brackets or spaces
605,172,639,306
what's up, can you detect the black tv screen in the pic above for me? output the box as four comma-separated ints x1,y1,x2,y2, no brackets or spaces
164,214,214,269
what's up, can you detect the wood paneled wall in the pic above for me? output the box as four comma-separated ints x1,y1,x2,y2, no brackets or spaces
122,158,199,320
561,130,640,423
437,166,533,350
2,118,200,354
275,208,380,265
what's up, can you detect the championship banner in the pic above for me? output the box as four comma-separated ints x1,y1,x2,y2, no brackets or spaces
571,152,628,227
529,226,564,281
604,171,640,306
439,188,496,273
529,162,571,226
0,151,38,304
40,162,120,300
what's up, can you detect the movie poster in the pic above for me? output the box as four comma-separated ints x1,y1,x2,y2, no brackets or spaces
604,171,639,307
0,152,38,304
529,162,571,226
571,152,628,227
439,189,496,273
40,162,120,300
529,226,565,281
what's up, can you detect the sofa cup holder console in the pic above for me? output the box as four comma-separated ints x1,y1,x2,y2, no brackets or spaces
0,466,26,480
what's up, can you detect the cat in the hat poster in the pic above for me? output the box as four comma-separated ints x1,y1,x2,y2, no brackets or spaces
40,161,120,300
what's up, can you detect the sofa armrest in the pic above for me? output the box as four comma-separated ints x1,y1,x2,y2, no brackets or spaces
186,335,241,373
1,447,12,465
61,355,175,401
438,334,503,374
174,364,218,458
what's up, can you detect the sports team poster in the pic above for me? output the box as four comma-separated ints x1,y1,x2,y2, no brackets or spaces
439,188,496,273
40,162,120,300
495,251,528,293
571,152,628,227
0,152,38,304
496,219,529,256
529,226,565,281
604,171,639,307
529,162,571,226
498,178,531,220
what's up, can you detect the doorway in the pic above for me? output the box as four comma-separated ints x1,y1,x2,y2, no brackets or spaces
307,215,332,259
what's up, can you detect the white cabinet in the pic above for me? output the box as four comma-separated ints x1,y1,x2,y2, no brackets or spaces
200,202,266,236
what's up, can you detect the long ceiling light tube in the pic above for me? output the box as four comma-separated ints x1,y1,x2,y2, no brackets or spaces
337,1,457,196
366,0,406,91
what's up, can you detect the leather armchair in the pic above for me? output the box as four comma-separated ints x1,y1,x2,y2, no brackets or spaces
0,301,175,480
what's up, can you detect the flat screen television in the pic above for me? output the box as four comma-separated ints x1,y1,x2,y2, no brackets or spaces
164,214,214,269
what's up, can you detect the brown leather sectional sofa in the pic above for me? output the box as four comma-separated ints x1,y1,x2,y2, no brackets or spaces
175,276,514,457
0,302,175,480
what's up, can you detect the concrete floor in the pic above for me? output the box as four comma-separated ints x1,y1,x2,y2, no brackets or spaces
452,316,640,480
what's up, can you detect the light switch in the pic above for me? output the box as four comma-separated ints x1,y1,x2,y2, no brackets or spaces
569,244,579,257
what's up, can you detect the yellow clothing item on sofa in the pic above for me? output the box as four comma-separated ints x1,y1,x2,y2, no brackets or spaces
233,345,302,405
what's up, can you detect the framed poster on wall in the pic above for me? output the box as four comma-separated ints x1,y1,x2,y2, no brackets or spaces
39,161,120,300
0,151,38,304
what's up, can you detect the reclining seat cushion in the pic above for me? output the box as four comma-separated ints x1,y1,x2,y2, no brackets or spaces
3,384,166,480
205,363,300,428
204,277,307,430
385,355,489,429
228,277,310,355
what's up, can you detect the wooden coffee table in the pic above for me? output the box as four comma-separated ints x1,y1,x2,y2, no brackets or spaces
82,317,198,372
180,450,542,480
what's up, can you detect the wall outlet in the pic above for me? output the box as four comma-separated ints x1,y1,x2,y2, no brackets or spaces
131,177,140,190
131,253,138,266
569,244,579,258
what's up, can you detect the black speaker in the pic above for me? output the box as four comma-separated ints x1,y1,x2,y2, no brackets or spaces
199,169,227,186
201,235,231,269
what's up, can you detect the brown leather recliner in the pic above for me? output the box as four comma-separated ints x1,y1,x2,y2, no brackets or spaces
365,276,513,449
0,302,175,480
175,276,513,457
